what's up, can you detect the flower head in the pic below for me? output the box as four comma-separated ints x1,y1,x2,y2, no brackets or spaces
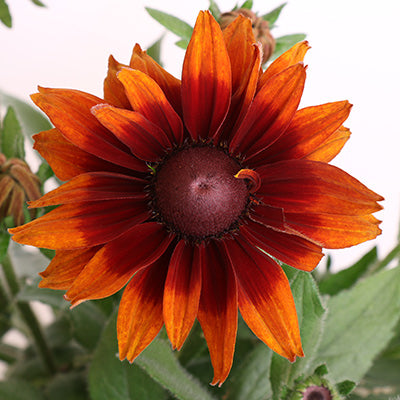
10,11,383,385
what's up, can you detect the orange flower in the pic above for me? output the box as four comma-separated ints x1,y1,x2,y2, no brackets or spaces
10,11,383,385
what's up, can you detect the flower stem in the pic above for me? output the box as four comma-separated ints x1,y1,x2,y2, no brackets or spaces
1,253,57,374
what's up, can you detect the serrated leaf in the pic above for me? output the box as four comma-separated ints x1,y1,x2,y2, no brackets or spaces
227,344,272,400
0,0,12,28
238,0,253,10
208,0,221,20
271,34,307,61
314,266,400,383
146,36,163,65
175,39,189,50
270,271,326,399
146,8,193,41
0,379,45,400
0,229,10,264
319,247,378,295
1,107,25,159
261,3,286,28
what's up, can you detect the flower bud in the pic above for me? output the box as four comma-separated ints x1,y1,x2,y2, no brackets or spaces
286,374,342,400
219,8,275,64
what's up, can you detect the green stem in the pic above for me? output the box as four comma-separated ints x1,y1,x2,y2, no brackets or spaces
1,253,56,374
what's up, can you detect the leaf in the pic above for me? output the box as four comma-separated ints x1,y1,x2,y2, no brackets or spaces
0,0,11,28
336,380,356,396
208,0,221,20
271,34,307,61
0,379,45,400
261,3,287,28
0,229,10,264
314,266,400,383
270,271,326,399
238,0,253,10
146,36,164,65
227,343,272,400
146,8,193,41
45,372,88,400
31,0,45,6
319,247,378,295
0,107,25,159
175,39,189,50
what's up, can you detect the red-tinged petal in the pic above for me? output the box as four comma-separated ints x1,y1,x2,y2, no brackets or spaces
103,55,132,109
117,68,183,145
29,172,147,208
10,200,150,250
240,220,323,271
31,88,145,172
130,43,182,115
229,63,306,158
33,129,144,181
118,249,171,362
181,11,232,141
284,212,382,249
217,15,261,142
197,240,237,386
223,236,303,361
163,241,202,350
257,160,384,216
92,104,171,162
249,203,287,231
248,101,352,166
39,247,100,290
258,41,310,91
65,223,174,306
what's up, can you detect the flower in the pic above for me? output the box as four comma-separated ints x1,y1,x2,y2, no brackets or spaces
10,11,383,385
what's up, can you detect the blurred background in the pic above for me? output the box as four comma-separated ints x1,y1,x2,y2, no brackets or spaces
1,0,399,270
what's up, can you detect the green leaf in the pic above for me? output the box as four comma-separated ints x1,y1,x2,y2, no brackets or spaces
336,380,356,396
0,229,10,264
227,343,272,400
314,266,400,383
0,379,45,400
319,247,378,295
175,39,189,50
31,0,45,6
146,36,164,65
146,8,193,41
238,0,253,10
208,0,221,20
0,107,25,159
270,271,326,399
0,0,12,28
261,3,286,28
271,34,307,61
45,372,88,400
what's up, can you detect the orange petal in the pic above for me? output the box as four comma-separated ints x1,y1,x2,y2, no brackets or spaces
29,172,147,208
181,11,232,141
257,160,384,216
92,104,172,161
103,55,132,109
130,43,182,115
223,236,303,361
163,241,202,350
229,63,306,158
197,241,237,386
39,247,100,290
10,200,149,250
65,223,174,306
117,250,170,362
117,68,183,145
31,88,145,172
248,101,352,165
258,40,310,90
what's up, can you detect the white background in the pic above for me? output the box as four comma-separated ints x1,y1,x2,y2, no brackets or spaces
1,0,400,270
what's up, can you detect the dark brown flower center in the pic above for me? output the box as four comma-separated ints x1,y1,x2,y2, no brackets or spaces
153,145,249,241
303,386,333,400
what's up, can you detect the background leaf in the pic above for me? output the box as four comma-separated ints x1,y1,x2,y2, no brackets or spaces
238,0,253,10
208,0,221,20
271,34,307,61
262,3,286,28
146,36,164,65
0,229,10,264
0,0,11,28
0,379,45,400
0,107,25,159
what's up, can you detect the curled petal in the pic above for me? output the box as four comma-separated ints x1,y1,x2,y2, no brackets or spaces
234,169,261,193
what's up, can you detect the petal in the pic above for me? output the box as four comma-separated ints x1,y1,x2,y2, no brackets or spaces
240,220,323,271
257,160,383,215
29,172,147,208
197,241,237,386
103,55,132,109
33,129,144,181
248,101,352,166
10,200,150,250
130,43,182,115
117,68,183,145
223,236,303,361
92,104,171,162
181,11,232,141
258,40,310,90
65,223,174,306
163,241,202,350
38,247,100,290
118,249,171,361
229,63,306,158
284,212,382,248
249,203,287,231
31,88,145,172
217,15,261,142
